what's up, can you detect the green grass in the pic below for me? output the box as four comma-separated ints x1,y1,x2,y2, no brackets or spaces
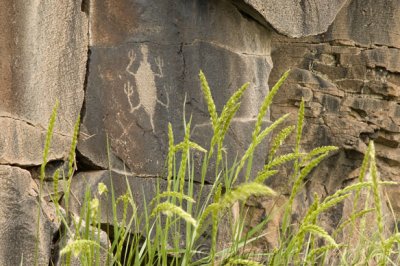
37,70,400,265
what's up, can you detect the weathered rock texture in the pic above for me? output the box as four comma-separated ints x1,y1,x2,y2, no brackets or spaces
0,0,88,165
0,1,87,128
78,0,273,181
0,0,87,264
267,0,400,234
0,165,56,265
1,0,400,263
232,0,348,37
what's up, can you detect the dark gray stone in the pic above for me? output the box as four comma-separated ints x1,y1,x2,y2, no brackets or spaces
0,0,87,166
79,0,273,182
0,1,87,133
0,165,55,265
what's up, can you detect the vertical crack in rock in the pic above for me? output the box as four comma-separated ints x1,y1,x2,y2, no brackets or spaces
79,48,91,125
75,0,110,171
179,42,186,90
81,0,89,15
75,0,274,182
79,0,91,141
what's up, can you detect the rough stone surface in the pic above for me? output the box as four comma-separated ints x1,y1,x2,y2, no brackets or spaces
0,0,88,165
0,116,71,166
78,0,272,182
322,0,400,49
2,0,400,262
0,0,88,130
68,170,168,227
265,0,399,232
0,1,87,263
232,0,348,37
68,170,213,249
0,165,56,265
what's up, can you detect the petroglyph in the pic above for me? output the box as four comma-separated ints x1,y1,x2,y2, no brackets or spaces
124,45,169,133
154,56,164,77
123,81,138,112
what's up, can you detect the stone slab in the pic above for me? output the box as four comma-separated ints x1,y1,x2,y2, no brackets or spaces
79,0,273,182
0,116,71,166
232,0,348,37
0,165,55,265
323,0,400,48
268,0,400,225
0,0,88,165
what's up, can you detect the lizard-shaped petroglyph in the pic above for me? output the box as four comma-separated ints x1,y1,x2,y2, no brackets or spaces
124,45,169,133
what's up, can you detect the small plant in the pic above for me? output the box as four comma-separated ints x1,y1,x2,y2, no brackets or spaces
37,70,399,266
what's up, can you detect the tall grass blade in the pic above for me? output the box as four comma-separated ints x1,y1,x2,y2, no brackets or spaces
252,70,291,140
35,101,59,266
234,113,290,184
268,125,295,163
199,70,218,129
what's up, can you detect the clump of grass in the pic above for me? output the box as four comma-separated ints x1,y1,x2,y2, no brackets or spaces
37,70,399,266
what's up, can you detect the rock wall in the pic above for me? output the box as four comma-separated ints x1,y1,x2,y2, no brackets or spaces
0,0,399,264
78,0,273,181
0,0,87,264
264,0,400,246
268,0,400,211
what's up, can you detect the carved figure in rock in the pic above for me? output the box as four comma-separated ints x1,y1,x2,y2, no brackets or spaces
124,45,169,133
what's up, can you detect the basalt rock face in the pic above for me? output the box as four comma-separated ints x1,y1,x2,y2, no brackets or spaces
0,0,87,165
232,0,348,37
0,165,57,265
78,0,273,182
0,0,88,264
266,0,400,241
1,0,400,263
1,0,276,263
